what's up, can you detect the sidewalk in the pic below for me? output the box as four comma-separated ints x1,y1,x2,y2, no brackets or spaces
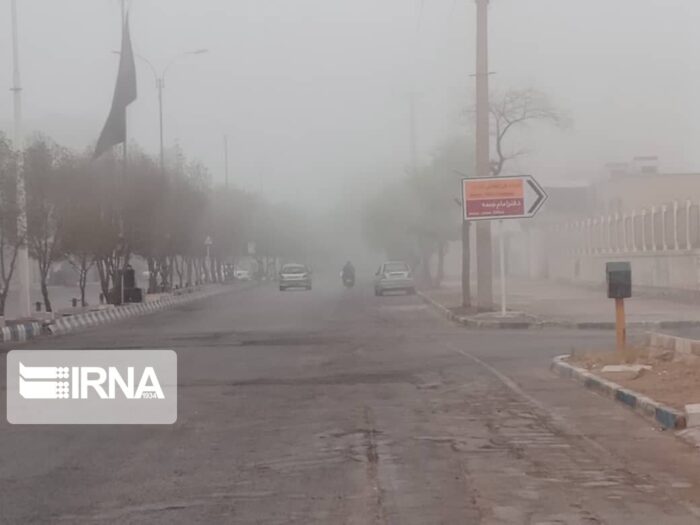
2,283,103,319
425,278,700,331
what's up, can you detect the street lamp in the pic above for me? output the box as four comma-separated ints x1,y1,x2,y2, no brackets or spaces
113,49,208,174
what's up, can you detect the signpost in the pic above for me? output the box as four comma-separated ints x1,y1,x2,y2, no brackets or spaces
462,175,547,222
462,175,548,316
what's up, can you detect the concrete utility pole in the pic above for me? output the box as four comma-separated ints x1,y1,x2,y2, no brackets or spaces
409,93,418,176
11,0,31,320
224,135,230,189
475,0,493,311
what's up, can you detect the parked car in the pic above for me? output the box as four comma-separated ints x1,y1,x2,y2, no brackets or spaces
374,261,415,296
279,263,312,291
234,268,251,281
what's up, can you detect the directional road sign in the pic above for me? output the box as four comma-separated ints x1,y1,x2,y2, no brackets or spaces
462,175,547,221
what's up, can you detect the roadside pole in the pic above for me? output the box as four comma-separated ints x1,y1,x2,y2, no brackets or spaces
461,219,471,308
615,298,626,351
462,175,548,317
605,262,631,352
224,135,230,189
499,220,506,316
475,0,493,312
11,0,31,320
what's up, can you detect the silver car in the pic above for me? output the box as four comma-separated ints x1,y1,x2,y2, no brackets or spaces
374,261,415,296
279,263,312,291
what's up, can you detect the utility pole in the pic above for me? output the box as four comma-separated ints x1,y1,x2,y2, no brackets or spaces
11,0,31,319
409,93,418,176
224,135,230,189
475,0,493,311
158,79,165,173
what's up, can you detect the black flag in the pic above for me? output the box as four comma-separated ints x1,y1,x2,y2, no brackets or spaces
94,15,137,159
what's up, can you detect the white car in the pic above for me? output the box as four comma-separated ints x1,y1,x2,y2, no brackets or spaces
279,264,312,291
234,269,251,281
374,261,415,296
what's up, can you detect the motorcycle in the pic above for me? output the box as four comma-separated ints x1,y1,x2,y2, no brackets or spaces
342,273,355,288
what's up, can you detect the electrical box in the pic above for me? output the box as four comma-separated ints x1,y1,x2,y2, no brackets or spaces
606,262,631,299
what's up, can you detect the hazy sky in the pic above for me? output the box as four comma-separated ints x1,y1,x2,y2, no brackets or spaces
2,0,700,205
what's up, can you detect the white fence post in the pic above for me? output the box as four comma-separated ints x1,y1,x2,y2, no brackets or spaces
673,200,679,250
687,200,692,250
661,204,668,251
621,214,628,252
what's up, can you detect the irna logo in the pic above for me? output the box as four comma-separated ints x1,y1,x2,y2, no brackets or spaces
7,350,177,425
19,363,165,400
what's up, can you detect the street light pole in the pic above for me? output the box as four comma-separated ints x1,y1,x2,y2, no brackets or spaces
116,50,208,174
11,0,31,319
475,0,493,311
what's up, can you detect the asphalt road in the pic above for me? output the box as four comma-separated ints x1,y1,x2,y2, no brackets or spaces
3,279,700,524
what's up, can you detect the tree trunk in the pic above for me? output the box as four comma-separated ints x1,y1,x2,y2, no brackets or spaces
174,256,184,288
37,257,53,313
436,242,446,288
79,268,88,307
210,257,217,283
147,257,157,293
0,289,7,317
40,277,52,313
193,258,201,284
462,221,471,308
96,258,110,301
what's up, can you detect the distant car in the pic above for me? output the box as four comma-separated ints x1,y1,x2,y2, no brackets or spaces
374,261,415,296
279,263,312,291
234,269,251,281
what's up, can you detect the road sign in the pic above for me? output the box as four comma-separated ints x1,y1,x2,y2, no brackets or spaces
462,175,547,221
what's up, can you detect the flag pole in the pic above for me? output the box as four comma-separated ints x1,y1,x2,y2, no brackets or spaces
120,0,127,306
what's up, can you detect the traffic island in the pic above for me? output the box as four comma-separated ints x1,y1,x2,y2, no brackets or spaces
551,353,689,431
418,288,700,331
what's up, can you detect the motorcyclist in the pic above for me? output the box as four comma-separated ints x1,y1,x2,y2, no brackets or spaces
342,261,355,282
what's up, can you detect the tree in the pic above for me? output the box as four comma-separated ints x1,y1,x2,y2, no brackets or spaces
25,136,72,312
363,136,469,288
489,88,568,176
61,156,102,307
0,134,22,316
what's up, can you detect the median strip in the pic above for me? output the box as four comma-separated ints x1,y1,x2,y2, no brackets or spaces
0,284,249,345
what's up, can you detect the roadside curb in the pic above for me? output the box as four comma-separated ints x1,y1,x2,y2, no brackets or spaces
418,291,557,329
418,291,700,331
550,355,686,430
0,322,43,343
1,283,253,345
644,331,700,358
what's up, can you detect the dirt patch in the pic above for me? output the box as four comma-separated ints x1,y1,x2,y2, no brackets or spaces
568,348,700,411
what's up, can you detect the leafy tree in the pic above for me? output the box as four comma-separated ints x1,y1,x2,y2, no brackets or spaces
0,134,22,316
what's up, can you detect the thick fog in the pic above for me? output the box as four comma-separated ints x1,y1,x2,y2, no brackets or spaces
1,0,700,206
